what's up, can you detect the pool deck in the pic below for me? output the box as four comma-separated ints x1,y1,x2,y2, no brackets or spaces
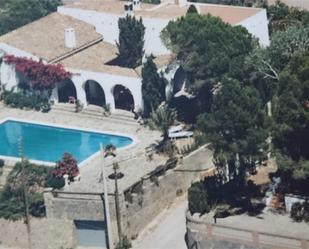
0,106,166,193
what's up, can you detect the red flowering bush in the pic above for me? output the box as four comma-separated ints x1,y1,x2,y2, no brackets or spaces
52,153,79,181
4,55,71,90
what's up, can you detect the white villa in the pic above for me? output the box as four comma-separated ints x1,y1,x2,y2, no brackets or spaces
0,0,270,113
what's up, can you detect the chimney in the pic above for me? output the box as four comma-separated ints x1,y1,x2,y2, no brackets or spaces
124,3,134,16
175,0,187,7
133,0,141,10
65,28,76,49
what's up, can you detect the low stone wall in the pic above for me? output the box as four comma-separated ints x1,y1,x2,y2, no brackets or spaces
186,212,309,249
122,145,214,238
0,218,76,249
44,145,214,243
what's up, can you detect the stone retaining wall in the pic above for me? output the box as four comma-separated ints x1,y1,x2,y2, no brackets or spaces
0,218,76,249
122,145,214,238
44,145,214,243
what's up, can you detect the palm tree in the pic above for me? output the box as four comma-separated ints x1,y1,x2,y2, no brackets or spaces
147,104,177,141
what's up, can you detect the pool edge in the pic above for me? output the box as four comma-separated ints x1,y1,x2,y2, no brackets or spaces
0,117,138,167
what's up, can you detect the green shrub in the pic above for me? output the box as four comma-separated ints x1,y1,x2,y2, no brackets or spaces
291,202,304,222
115,236,131,249
0,161,55,220
2,89,50,112
46,176,65,189
0,159,4,168
41,103,51,113
291,202,309,223
188,181,210,215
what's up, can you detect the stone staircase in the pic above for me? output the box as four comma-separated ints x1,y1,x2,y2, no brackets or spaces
0,166,13,188
52,103,76,113
52,103,138,125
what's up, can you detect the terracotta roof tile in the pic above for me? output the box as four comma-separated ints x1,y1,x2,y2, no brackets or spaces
0,12,102,62
64,0,262,24
60,41,139,78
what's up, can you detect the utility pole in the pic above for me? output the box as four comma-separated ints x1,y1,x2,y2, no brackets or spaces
100,144,113,249
113,162,122,241
19,137,32,249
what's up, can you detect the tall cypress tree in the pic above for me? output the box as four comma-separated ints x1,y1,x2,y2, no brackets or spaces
187,4,198,14
117,15,145,68
142,56,166,117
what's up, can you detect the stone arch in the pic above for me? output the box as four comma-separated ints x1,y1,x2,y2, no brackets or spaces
57,79,77,103
173,66,186,95
83,80,106,107
112,84,135,111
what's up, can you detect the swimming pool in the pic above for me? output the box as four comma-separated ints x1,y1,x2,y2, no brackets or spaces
0,119,133,164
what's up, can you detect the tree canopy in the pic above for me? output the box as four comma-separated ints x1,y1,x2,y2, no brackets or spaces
147,104,177,141
161,14,253,113
268,26,309,71
141,56,166,117
0,0,62,35
244,25,309,103
197,78,269,181
273,53,309,182
267,1,309,34
117,15,145,68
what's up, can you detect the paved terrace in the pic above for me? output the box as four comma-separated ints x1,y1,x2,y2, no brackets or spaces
0,106,166,193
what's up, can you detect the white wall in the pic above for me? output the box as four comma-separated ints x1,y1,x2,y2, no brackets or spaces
58,7,171,55
58,7,120,45
238,9,270,47
59,5,270,55
51,68,143,111
0,43,143,112
0,43,40,90
143,18,170,55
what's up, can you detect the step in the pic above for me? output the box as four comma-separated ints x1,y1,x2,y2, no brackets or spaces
52,103,76,113
83,105,136,120
51,109,138,126
52,103,139,125
112,109,136,119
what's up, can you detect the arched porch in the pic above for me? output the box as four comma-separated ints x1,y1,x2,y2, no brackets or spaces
83,80,106,107
112,85,135,111
57,79,77,103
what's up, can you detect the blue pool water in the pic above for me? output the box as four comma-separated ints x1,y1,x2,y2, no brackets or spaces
0,120,132,163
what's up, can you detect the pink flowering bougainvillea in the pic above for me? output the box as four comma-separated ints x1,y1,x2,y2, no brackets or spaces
52,153,79,181
4,55,71,90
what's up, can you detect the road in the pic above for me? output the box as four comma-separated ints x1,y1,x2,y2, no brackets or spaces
132,195,188,249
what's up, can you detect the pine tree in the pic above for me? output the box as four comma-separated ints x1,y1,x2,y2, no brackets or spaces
142,56,166,117
117,15,145,68
273,53,309,184
197,78,269,182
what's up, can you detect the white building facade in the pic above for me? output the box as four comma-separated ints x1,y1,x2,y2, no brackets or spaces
58,0,270,56
0,0,270,113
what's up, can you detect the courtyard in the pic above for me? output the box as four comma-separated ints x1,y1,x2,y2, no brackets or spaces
0,104,167,193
